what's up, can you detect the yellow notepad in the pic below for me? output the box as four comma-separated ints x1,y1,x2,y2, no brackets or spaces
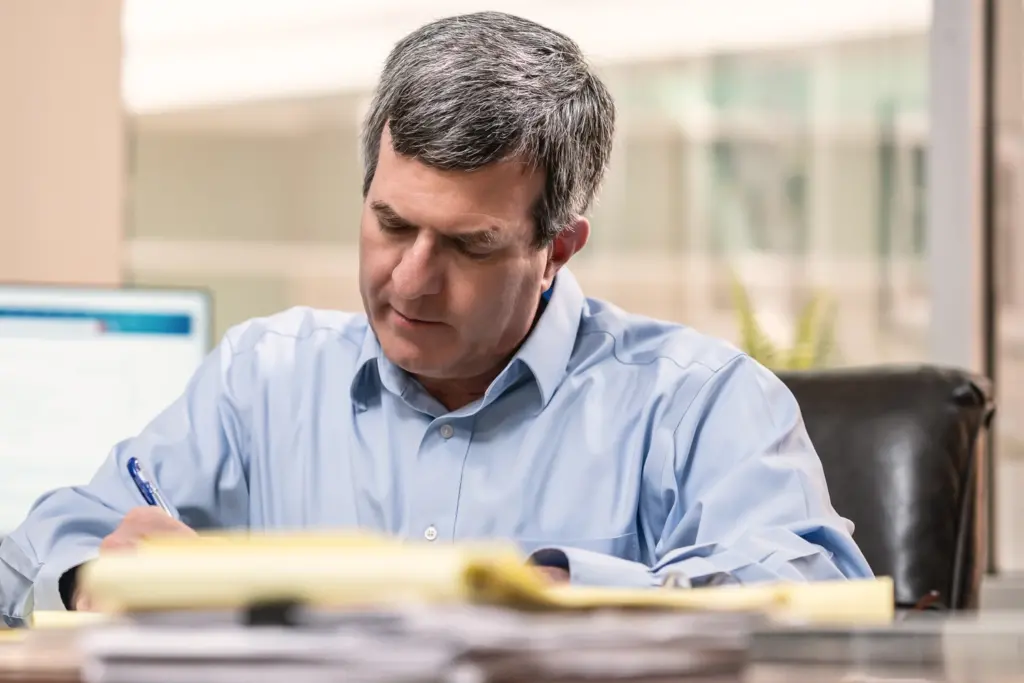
78,532,894,625
30,611,109,629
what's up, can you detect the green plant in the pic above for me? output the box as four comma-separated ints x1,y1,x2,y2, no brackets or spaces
729,273,838,371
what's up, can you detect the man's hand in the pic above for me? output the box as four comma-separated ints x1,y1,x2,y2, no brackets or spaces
533,565,570,583
74,507,196,611
98,506,195,552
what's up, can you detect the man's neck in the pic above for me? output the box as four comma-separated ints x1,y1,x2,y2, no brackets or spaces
416,373,496,412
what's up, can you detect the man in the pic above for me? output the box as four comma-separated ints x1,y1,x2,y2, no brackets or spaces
0,11,871,625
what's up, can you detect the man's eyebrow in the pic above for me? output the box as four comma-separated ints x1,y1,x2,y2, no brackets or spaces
370,201,416,227
451,227,502,248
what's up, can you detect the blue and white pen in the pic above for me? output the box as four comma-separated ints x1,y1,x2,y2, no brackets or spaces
126,456,175,516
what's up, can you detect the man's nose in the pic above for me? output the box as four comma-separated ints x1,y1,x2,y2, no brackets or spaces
391,236,443,299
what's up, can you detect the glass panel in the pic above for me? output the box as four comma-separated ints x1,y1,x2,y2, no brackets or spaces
126,9,931,370
575,35,930,368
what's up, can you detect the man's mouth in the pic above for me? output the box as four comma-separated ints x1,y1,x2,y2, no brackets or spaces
391,307,442,326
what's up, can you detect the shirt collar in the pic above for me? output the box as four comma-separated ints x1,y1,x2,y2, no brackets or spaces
350,267,585,410
350,328,399,411
508,267,585,407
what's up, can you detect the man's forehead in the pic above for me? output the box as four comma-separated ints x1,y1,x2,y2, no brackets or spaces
371,171,540,238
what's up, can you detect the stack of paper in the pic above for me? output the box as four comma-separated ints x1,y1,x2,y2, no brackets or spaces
79,605,761,683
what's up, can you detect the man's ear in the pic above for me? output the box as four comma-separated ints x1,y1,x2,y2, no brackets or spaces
541,217,590,290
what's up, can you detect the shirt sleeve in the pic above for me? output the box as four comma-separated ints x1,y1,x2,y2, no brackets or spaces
531,354,874,587
0,330,252,625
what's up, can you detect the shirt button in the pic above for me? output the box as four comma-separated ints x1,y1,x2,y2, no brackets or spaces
424,525,438,541
439,424,454,439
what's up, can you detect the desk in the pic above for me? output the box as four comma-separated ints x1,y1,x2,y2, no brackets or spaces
0,612,107,683
0,612,1021,683
749,664,1024,683
0,640,79,683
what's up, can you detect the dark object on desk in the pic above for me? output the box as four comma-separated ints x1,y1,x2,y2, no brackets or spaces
778,366,994,610
244,599,303,627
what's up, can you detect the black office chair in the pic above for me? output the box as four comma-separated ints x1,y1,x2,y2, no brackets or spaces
778,366,995,610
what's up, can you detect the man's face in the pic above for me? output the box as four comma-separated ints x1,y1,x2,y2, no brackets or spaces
359,129,573,382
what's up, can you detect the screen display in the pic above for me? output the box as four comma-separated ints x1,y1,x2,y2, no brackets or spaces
0,286,210,533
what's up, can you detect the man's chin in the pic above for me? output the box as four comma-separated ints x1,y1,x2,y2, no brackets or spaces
378,341,448,377
390,359,454,380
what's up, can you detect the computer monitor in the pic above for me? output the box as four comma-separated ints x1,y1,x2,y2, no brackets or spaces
0,285,210,533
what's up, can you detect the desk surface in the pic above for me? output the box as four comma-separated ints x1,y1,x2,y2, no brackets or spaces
1,611,1024,683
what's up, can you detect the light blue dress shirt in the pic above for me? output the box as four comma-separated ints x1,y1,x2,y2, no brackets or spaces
0,269,872,624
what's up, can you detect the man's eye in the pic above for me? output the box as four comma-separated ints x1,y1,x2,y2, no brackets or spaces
379,221,411,235
456,243,492,260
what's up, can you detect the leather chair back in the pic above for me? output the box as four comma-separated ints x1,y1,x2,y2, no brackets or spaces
778,366,994,610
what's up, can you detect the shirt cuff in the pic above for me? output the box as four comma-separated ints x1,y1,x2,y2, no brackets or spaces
22,541,98,615
530,547,659,588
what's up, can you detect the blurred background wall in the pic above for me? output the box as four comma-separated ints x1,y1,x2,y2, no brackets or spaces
5,0,1024,568
0,0,123,285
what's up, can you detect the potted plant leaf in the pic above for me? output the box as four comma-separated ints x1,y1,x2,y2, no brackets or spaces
729,272,838,371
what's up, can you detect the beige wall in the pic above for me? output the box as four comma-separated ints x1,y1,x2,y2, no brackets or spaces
0,0,123,285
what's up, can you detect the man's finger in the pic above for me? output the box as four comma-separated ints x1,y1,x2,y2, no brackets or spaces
99,534,138,553
533,566,571,583
74,592,94,612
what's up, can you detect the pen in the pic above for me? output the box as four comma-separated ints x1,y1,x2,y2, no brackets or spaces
126,456,175,516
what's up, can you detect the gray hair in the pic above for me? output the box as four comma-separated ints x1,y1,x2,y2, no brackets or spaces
361,11,615,246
